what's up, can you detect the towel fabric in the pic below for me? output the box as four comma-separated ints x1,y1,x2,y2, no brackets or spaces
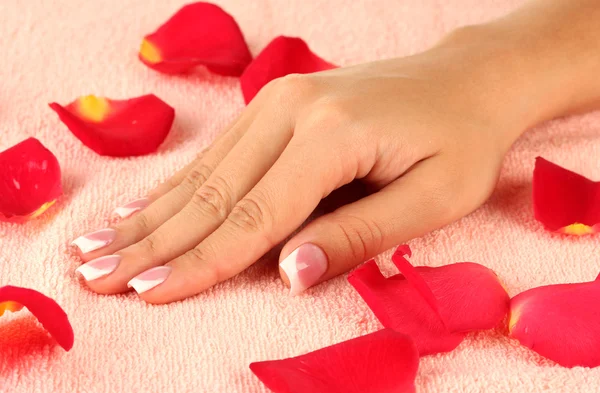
1,0,600,392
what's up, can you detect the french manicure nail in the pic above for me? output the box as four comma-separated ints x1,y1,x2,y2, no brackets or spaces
128,266,172,294
112,197,150,219
76,255,121,281
71,228,117,254
279,243,328,296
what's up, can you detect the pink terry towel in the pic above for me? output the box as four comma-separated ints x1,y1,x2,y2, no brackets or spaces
1,0,600,392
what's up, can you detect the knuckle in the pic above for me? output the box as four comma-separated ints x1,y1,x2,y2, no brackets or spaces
274,73,317,101
227,195,271,234
138,235,161,255
190,180,232,219
209,174,236,204
182,164,213,190
261,77,282,94
166,175,181,190
132,212,152,233
182,248,221,283
302,100,351,130
334,215,384,262
184,247,209,265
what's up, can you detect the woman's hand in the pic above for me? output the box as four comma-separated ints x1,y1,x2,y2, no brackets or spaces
73,2,600,303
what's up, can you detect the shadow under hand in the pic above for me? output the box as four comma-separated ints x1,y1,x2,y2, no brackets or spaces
247,180,371,278
315,180,371,216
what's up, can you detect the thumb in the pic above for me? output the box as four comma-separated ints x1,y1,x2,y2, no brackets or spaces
279,160,457,295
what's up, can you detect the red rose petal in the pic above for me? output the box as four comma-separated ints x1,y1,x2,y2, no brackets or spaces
139,2,252,76
391,245,442,322
240,36,337,103
250,329,419,393
0,138,62,222
349,246,509,355
398,246,509,331
49,94,175,157
533,157,600,235
0,286,74,351
349,260,465,355
509,278,600,367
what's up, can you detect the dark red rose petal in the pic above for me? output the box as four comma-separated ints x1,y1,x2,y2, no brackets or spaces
509,277,600,368
0,138,62,222
139,2,252,76
49,94,175,157
250,329,419,393
240,36,337,103
533,156,600,235
0,286,74,351
349,245,509,355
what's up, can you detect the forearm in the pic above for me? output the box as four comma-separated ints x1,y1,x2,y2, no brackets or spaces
433,0,600,145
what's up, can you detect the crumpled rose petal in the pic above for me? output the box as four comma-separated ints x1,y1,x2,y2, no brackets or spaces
509,276,600,368
391,245,441,319
0,138,62,222
348,245,509,355
392,246,509,332
0,286,74,351
139,2,252,76
250,329,419,393
49,94,175,157
240,36,337,103
349,259,465,355
533,156,600,235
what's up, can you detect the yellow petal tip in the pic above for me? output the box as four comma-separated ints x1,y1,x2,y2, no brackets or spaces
508,306,521,334
0,301,24,317
29,200,57,219
77,95,110,122
139,39,162,64
561,223,594,236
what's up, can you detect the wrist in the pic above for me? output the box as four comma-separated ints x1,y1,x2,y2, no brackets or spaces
421,26,547,148
431,3,600,144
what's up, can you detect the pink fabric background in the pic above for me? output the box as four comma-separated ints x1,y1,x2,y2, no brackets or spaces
1,0,600,391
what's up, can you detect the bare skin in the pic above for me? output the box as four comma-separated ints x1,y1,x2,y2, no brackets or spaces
73,0,600,303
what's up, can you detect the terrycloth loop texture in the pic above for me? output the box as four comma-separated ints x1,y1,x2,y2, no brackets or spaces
1,0,600,392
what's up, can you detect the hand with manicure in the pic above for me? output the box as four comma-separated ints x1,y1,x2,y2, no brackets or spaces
71,0,600,303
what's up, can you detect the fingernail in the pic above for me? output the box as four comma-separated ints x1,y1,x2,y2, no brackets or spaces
279,243,328,296
76,255,121,281
112,197,150,219
128,266,172,294
71,228,117,254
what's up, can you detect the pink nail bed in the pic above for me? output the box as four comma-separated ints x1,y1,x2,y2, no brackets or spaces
76,255,121,281
279,243,328,296
71,228,117,254
128,266,172,294
112,197,150,219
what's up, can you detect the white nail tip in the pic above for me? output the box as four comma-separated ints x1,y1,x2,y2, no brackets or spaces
279,244,328,296
76,255,121,281
71,229,117,254
112,198,149,219
280,248,303,296
127,266,172,294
